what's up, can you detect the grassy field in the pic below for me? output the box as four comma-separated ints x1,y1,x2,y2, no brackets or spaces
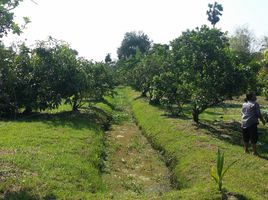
124,87,268,200
1,88,268,199
0,104,110,199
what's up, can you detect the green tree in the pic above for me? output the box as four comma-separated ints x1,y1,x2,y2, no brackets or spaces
171,25,244,123
31,40,63,111
89,62,116,102
0,0,30,38
229,26,263,93
117,31,152,60
133,44,170,100
12,43,36,114
115,49,143,86
52,44,86,111
229,26,258,65
105,53,112,64
0,36,115,116
207,2,223,27
0,42,17,117
0,0,30,117
257,50,268,98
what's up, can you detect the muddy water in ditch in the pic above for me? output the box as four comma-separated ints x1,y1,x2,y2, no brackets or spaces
103,96,171,199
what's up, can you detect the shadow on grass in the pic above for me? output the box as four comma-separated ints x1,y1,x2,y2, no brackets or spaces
4,189,56,200
222,191,250,200
131,94,268,158
161,113,192,120
137,97,193,121
198,121,268,160
134,95,146,101
202,111,224,116
216,102,242,109
99,98,117,111
4,106,113,132
198,120,242,146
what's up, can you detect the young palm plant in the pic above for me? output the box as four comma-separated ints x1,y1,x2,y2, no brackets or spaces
210,148,237,192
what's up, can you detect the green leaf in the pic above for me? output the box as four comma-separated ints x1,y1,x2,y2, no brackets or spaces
216,148,223,177
222,160,238,178
220,152,224,176
210,167,219,183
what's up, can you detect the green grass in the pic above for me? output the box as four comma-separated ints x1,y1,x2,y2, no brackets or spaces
124,87,268,200
0,104,110,199
2,89,268,199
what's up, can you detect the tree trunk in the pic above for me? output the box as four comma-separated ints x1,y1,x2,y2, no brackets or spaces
23,106,32,115
150,98,160,105
141,90,147,97
72,96,79,112
192,109,199,124
149,90,153,102
72,105,78,112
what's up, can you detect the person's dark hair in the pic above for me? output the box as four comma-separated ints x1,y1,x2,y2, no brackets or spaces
244,92,256,102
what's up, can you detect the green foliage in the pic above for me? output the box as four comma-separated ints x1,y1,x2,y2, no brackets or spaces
116,26,247,123
258,50,268,98
229,26,264,94
12,43,35,113
0,0,30,38
261,109,268,122
206,2,223,27
115,49,143,86
104,53,112,63
210,149,237,192
126,87,268,199
133,44,170,99
115,31,152,88
229,26,257,65
90,62,116,100
117,31,152,60
31,38,69,110
0,38,115,117
171,25,244,123
0,42,17,117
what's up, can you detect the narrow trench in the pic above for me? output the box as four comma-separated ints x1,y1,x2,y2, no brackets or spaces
102,92,172,199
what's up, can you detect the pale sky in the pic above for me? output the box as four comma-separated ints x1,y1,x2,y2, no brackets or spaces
3,0,268,61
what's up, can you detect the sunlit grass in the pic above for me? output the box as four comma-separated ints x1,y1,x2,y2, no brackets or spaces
125,87,268,200
2,89,268,199
0,104,108,199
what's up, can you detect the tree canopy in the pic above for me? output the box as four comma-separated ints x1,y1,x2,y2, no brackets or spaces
117,31,152,60
171,26,244,122
0,37,116,117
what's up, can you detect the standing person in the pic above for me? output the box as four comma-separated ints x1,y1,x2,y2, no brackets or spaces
241,93,265,155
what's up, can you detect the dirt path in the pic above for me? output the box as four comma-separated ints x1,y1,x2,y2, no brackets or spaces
103,90,171,199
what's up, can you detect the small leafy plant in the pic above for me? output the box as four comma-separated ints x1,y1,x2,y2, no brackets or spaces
210,148,237,192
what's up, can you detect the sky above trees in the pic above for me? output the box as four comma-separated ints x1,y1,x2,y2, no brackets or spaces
3,0,268,61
